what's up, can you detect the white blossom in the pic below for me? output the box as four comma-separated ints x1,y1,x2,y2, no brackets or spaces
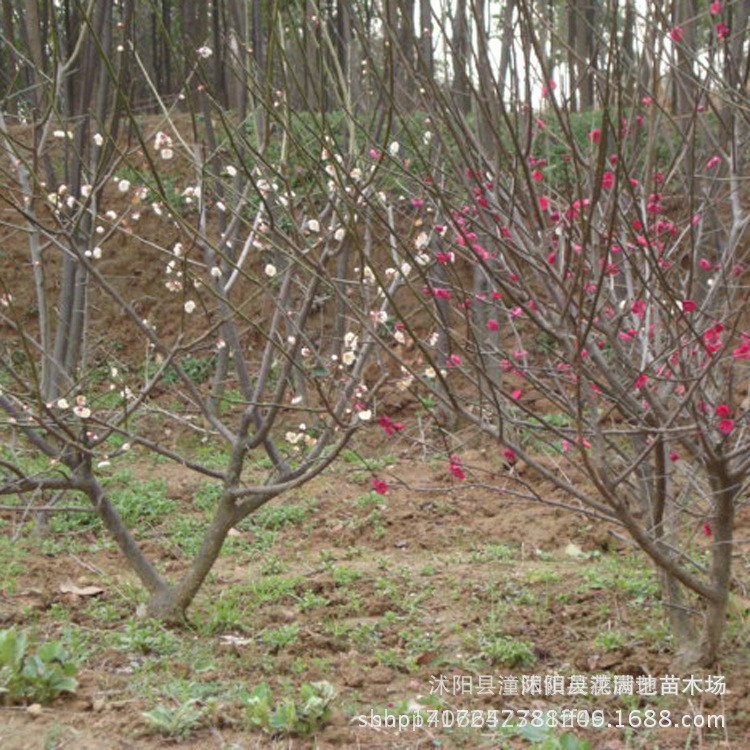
264,263,277,278
117,179,131,193
184,300,197,314
93,133,104,146
307,219,320,233
197,46,213,59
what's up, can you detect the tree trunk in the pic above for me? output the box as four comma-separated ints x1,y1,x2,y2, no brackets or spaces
146,498,238,621
452,0,471,115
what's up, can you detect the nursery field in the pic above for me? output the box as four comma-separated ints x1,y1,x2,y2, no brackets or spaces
1,432,749,749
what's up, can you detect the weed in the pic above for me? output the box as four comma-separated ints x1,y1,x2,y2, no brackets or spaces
112,619,180,656
469,543,517,563
332,566,362,587
0,628,78,704
594,630,628,652
246,500,315,530
0,537,26,594
480,635,536,667
260,623,300,651
295,591,329,611
142,700,204,739
245,680,335,736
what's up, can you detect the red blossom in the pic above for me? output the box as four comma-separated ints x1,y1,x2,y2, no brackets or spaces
602,171,615,189
718,419,734,435
635,373,649,389
732,339,750,360
379,415,404,436
715,403,731,418
703,521,713,537
449,456,465,480
716,22,730,39
371,478,389,495
588,128,602,143
670,26,684,43
486,319,499,332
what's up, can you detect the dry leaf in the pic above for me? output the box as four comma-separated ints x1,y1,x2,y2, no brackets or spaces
59,580,105,597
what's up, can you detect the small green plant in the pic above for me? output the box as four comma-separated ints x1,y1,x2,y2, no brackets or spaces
515,720,593,749
260,623,300,651
142,700,204,739
594,629,628,652
332,566,362,587
245,681,335,736
480,636,536,668
0,628,78,704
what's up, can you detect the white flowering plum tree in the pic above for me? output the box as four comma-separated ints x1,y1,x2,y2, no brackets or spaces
0,0,408,621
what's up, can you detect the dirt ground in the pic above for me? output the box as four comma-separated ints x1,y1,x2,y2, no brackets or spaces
1,440,749,749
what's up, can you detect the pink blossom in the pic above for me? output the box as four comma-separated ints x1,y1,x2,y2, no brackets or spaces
588,128,602,143
710,1,722,14
447,354,461,367
532,169,543,182
539,195,550,211
635,373,649,389
511,389,522,399
602,171,615,190
699,257,712,270
669,451,680,462
706,155,721,169
680,299,697,313
487,319,499,332
670,26,684,43
716,21,730,39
